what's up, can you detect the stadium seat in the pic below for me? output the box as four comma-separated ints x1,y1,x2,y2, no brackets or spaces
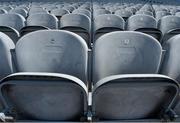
72,9,91,18
94,9,111,17
51,8,70,20
127,15,162,41
0,30,88,121
155,11,171,20
0,32,15,80
114,9,133,21
136,10,154,16
20,13,58,36
60,14,91,47
93,14,125,41
9,8,28,18
158,15,180,44
29,7,48,15
92,31,179,121
160,35,180,121
0,13,25,43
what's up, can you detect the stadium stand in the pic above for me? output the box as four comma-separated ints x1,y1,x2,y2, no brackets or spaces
0,0,180,122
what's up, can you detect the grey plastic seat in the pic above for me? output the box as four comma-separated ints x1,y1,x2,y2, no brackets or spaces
60,14,91,47
127,15,162,41
158,16,180,43
155,11,171,20
9,8,28,18
114,9,133,21
0,32,15,80
0,13,25,43
29,8,48,15
92,31,179,121
20,13,58,36
94,9,111,17
94,14,125,41
160,35,180,120
126,7,137,14
136,10,154,17
79,6,91,11
72,9,91,18
176,12,180,17
0,30,88,121
51,8,70,20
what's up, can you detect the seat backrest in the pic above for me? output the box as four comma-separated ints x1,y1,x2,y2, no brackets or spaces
60,14,90,32
160,35,180,82
114,9,133,20
93,31,162,83
0,32,15,80
51,8,70,18
72,9,91,18
29,7,48,15
94,14,125,32
0,13,25,31
27,13,58,29
158,15,180,35
16,30,88,83
127,14,157,31
94,9,111,17
136,10,154,16
155,11,171,20
9,8,28,18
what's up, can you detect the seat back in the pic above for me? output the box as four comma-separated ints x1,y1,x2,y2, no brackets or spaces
0,26,19,43
16,30,88,82
160,34,180,83
60,14,91,46
93,31,162,82
114,9,133,21
94,14,124,40
29,7,48,15
0,13,25,31
51,8,70,20
9,8,28,18
158,15,180,35
94,9,111,17
155,11,171,20
27,13,58,29
136,10,154,16
72,9,91,18
127,15,157,31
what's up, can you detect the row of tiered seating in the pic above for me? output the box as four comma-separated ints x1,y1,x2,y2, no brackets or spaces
0,0,180,122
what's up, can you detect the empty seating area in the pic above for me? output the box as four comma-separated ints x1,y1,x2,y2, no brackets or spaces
0,0,180,122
